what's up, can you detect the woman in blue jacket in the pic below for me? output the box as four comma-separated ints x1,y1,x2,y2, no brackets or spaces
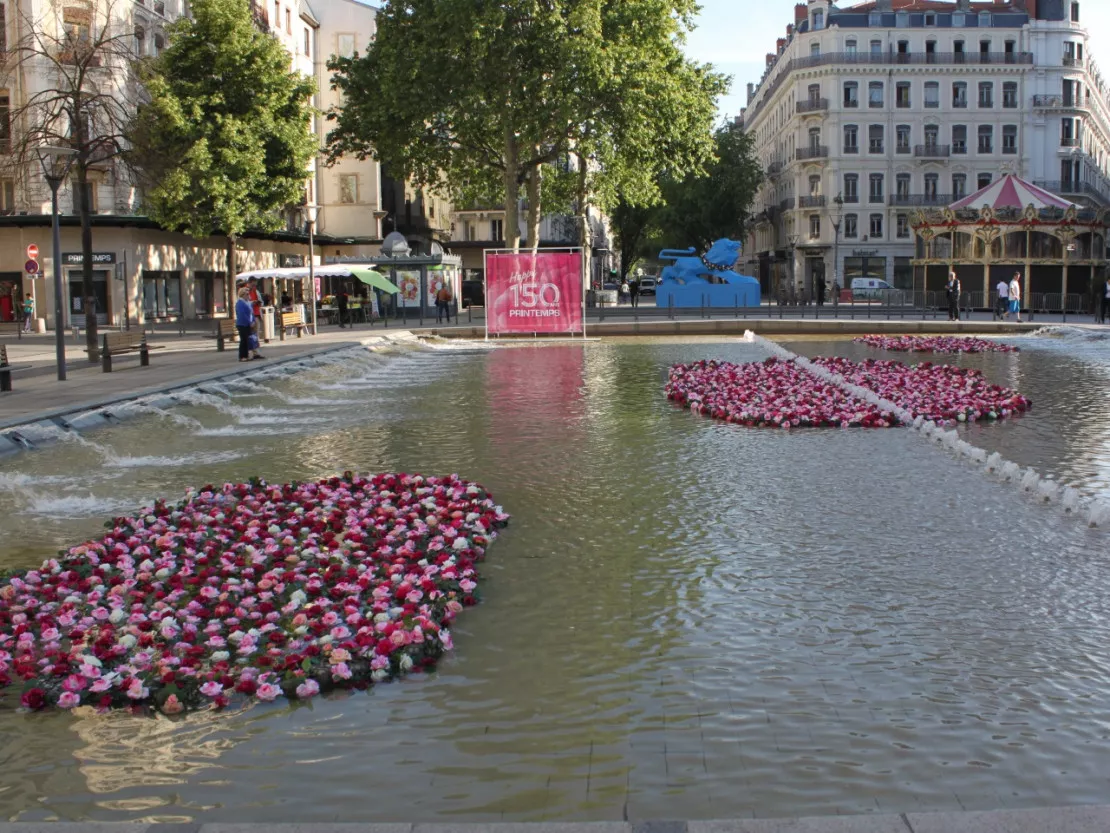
235,287,261,361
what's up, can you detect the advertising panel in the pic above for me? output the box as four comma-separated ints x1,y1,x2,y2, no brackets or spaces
396,270,421,308
485,250,583,334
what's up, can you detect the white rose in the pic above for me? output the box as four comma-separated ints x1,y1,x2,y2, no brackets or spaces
155,568,170,580
211,651,230,662
118,634,137,650
109,609,126,624
399,655,413,672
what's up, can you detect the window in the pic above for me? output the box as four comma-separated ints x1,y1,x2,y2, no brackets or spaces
338,174,358,203
978,82,993,108
1061,117,1076,146
844,82,859,108
977,172,993,189
870,214,883,238
952,174,966,198
135,25,145,55
896,82,911,108
978,125,993,153
896,173,910,199
808,174,821,197
274,2,279,26
869,13,882,27
869,173,884,202
925,82,939,108
870,39,882,56
896,124,911,152
808,84,822,105
0,95,9,153
869,82,884,108
844,214,858,239
72,180,97,214
304,27,310,56
953,82,967,108
924,125,939,147
153,32,164,53
846,39,857,55
0,4,6,53
337,33,356,58
1,179,15,213
897,214,909,239
62,6,91,51
924,173,938,199
1003,124,1017,154
809,214,821,239
952,124,967,153
1071,2,1079,23
810,42,820,57
924,12,936,26
812,10,824,29
868,124,883,153
491,218,504,240
953,13,965,27
808,126,821,149
843,173,859,202
1003,82,1017,108
843,124,859,153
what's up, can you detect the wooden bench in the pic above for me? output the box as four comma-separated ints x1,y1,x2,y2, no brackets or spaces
214,318,238,351
279,310,309,339
0,344,33,391
100,331,160,373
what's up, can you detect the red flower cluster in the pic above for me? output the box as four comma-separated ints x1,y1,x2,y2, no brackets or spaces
0,473,509,712
853,335,1019,354
813,357,1032,425
666,358,898,428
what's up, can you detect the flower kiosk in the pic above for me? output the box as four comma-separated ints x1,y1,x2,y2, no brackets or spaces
357,233,463,322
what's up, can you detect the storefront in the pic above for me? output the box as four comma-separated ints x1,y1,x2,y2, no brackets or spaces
142,270,183,320
0,272,24,322
64,251,114,326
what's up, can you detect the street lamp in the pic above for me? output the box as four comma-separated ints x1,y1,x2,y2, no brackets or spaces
787,232,799,304
36,145,78,382
831,192,845,303
304,203,319,335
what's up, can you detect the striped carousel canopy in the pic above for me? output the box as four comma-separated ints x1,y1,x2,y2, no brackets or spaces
948,174,1074,211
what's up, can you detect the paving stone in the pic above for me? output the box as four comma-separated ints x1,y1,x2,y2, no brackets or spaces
689,816,909,833
201,826,409,833
905,804,1110,833
413,825,630,833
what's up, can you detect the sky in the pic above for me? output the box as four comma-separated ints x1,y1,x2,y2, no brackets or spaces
685,0,1110,123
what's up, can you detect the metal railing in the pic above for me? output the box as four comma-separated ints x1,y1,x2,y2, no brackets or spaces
796,146,829,161
1031,180,1110,205
1033,94,1082,109
888,193,954,207
797,98,829,113
798,195,826,208
915,144,950,158
1064,55,1084,68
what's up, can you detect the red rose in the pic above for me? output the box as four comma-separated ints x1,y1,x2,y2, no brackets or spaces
21,687,47,710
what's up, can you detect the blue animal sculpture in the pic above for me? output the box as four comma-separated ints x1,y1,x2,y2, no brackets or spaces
656,238,761,308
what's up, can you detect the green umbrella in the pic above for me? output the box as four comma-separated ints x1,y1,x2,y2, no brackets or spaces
352,268,399,294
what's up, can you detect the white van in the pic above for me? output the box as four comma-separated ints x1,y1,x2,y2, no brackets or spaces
850,278,895,299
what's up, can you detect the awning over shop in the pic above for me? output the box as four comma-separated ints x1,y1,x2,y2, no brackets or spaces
235,264,398,290
351,268,399,294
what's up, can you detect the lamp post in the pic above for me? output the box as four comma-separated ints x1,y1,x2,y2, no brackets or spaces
787,232,799,304
305,203,319,335
831,192,844,303
36,146,78,382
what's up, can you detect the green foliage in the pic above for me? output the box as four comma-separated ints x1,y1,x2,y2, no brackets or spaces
128,0,317,239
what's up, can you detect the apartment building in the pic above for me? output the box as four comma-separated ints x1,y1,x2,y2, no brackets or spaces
0,0,382,327
740,0,1105,298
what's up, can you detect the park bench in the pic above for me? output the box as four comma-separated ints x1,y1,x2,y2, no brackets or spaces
100,331,160,373
0,344,33,392
279,310,309,339
214,318,238,351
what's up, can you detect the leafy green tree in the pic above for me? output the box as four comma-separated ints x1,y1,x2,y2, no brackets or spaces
128,0,316,302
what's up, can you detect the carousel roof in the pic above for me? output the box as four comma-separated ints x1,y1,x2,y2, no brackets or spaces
948,174,1074,212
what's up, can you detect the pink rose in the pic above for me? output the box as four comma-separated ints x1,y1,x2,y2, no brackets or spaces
57,691,81,709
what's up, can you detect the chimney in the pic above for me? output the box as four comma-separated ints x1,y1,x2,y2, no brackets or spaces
747,82,756,103
766,53,776,67
787,23,794,36
777,37,787,53
795,3,807,24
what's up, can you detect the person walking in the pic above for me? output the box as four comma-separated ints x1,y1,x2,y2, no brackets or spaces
435,282,454,323
815,278,826,307
946,271,961,321
629,277,640,308
235,287,262,362
21,293,34,333
995,277,1009,319
336,288,349,328
1008,272,1023,323
619,279,630,305
1100,275,1110,324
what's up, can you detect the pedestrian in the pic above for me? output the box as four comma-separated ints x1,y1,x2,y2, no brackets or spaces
435,282,453,323
629,277,640,308
619,279,630,304
235,287,263,362
996,277,1010,319
1008,272,1023,323
336,288,349,328
1100,275,1110,324
946,271,961,321
21,293,34,333
815,278,826,307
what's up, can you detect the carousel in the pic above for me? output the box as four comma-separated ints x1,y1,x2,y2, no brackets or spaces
910,174,1109,312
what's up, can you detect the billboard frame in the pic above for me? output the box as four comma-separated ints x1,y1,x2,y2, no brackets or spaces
482,247,586,340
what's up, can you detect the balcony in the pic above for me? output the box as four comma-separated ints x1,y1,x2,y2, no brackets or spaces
1063,55,1083,68
895,144,911,155
889,193,954,207
1032,180,1110,206
915,144,951,158
844,145,859,154
1061,136,1080,147
924,100,940,109
952,143,967,155
766,161,784,176
1002,145,1018,155
1033,94,1083,110
796,145,829,161
842,194,860,204
843,99,859,109
798,195,826,208
249,0,270,30
797,98,828,114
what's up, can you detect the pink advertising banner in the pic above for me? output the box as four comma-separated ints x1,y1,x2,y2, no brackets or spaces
485,250,583,334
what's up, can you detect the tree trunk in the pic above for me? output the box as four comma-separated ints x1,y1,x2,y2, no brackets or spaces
576,152,592,288
226,235,237,311
503,128,521,252
526,162,542,252
77,164,99,362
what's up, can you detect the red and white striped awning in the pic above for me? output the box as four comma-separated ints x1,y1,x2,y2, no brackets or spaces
948,174,1074,211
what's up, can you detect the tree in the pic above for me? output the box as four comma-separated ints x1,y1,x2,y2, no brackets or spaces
128,0,316,304
4,0,143,361
327,0,725,253
609,196,661,281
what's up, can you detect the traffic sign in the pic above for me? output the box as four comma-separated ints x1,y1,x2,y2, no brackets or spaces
25,259,39,274
26,244,39,260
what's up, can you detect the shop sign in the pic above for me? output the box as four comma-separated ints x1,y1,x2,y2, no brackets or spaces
279,254,305,267
62,252,116,265
851,249,879,257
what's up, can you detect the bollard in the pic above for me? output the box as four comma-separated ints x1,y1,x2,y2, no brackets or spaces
217,328,225,351
468,304,472,324
140,337,150,367
101,334,112,373
701,294,705,319
735,294,739,319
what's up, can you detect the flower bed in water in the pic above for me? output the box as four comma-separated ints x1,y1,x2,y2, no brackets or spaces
853,335,1019,354
0,473,508,712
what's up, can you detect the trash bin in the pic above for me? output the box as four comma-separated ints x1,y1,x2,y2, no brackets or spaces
259,306,276,343
34,317,46,334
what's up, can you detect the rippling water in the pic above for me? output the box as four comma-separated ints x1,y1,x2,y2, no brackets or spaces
0,334,1109,823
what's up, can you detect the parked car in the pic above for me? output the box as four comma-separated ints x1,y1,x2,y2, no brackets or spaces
639,278,658,296
460,280,485,308
849,278,895,299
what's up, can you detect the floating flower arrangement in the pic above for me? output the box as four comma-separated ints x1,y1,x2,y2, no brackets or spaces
0,473,508,713
853,335,1019,354
666,358,899,428
812,357,1032,426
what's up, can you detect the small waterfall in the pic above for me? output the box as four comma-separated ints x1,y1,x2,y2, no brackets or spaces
133,402,206,432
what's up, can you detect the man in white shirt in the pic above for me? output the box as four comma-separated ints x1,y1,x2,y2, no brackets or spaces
1008,273,1023,323
996,278,1009,319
